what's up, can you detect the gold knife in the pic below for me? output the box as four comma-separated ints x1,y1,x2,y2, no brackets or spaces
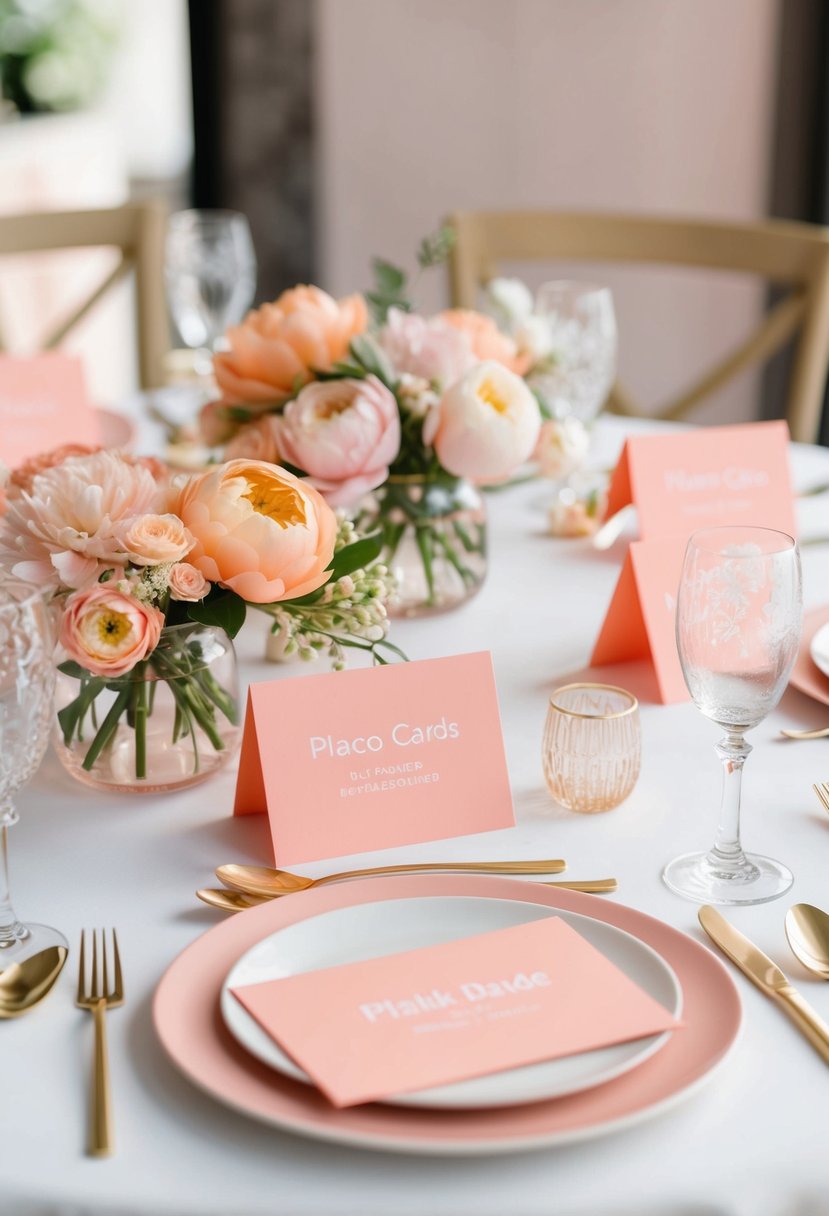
699,906,829,1065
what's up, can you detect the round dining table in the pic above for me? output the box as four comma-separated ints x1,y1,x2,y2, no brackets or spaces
4,416,829,1216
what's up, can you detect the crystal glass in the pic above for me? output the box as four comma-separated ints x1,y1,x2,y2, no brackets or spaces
165,209,257,369
663,526,802,904
542,683,641,813
0,582,67,964
533,281,617,423
53,624,241,794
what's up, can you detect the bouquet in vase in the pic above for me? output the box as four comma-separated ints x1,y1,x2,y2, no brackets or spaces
0,445,399,792
201,231,560,615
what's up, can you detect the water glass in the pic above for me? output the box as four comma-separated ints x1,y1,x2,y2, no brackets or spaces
662,526,802,904
533,281,617,423
165,209,257,357
542,683,641,813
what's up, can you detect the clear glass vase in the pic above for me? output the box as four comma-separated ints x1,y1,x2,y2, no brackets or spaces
53,623,241,794
366,474,487,617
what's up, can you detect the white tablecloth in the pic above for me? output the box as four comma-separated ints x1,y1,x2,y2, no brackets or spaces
4,419,829,1216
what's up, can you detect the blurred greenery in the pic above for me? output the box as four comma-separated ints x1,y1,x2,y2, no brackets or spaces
0,0,115,114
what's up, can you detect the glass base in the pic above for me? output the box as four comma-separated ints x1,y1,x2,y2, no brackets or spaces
662,850,793,906
0,921,69,966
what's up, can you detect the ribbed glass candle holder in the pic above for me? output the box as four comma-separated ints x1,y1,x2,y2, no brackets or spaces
542,683,641,813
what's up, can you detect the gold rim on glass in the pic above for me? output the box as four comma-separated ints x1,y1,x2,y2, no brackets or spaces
549,682,639,720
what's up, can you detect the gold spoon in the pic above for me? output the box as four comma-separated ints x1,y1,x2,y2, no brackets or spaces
198,877,618,912
780,726,829,740
216,859,568,898
0,945,68,1019
785,904,829,980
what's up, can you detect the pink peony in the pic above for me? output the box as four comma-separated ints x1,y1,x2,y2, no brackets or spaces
424,361,541,483
378,307,476,387
172,459,337,603
60,584,163,677
167,562,209,601
0,450,161,590
224,415,281,464
273,375,401,507
10,443,101,496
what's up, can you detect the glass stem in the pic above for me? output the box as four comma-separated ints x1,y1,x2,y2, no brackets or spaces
708,731,752,871
0,805,24,947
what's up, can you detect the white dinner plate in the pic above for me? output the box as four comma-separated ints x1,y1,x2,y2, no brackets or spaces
220,895,682,1110
810,622,829,679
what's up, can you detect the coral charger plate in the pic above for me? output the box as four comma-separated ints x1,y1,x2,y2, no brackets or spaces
153,874,741,1155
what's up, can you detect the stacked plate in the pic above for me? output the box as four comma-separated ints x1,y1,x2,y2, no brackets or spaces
153,874,741,1155
790,606,829,707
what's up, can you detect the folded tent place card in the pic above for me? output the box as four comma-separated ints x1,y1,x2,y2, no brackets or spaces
234,651,515,864
230,915,681,1108
592,421,797,702
0,353,100,468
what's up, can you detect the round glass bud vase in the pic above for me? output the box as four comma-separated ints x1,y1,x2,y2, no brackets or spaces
367,473,488,617
53,623,241,794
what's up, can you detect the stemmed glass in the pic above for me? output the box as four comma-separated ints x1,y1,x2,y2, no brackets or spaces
534,281,617,424
663,526,802,905
165,209,257,373
0,582,67,963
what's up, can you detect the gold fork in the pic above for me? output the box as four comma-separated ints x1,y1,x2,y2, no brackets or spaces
813,783,829,814
76,929,124,1157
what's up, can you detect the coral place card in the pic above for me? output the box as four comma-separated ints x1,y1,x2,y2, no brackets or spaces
0,353,100,467
231,915,681,1108
233,651,515,864
603,420,796,541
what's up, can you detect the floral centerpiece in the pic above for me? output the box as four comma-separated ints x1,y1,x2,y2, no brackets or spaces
0,445,398,792
200,231,555,615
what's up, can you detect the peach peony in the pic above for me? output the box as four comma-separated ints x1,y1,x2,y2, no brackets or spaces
273,375,400,507
224,415,281,464
167,562,209,602
172,459,337,603
438,309,531,375
60,584,164,677
424,361,541,483
212,285,368,408
119,514,194,567
0,450,161,590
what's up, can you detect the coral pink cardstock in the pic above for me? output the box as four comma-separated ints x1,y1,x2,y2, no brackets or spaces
233,652,515,864
231,915,681,1108
604,420,796,540
0,353,100,467
591,537,688,703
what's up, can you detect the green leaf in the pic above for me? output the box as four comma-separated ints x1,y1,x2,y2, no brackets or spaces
417,225,456,269
349,335,396,386
187,591,247,639
326,532,384,581
372,257,407,296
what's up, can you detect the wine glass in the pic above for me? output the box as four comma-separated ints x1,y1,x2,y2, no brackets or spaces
0,582,67,963
663,526,802,905
165,209,257,372
533,281,617,424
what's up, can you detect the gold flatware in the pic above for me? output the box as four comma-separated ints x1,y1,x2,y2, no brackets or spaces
216,858,568,898
813,783,829,814
781,726,829,740
0,946,68,1019
198,876,618,913
76,929,124,1158
592,504,635,551
699,905,829,1065
785,904,829,980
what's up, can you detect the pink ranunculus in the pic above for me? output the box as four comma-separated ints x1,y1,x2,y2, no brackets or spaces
378,307,476,387
60,584,164,677
424,360,541,483
273,375,400,507
171,459,337,603
224,415,281,464
167,562,209,602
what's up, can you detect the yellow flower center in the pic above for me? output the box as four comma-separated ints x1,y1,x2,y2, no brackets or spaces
241,469,307,528
477,377,509,414
315,398,352,421
96,610,132,648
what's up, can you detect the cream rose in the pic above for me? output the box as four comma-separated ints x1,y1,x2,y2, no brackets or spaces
167,562,209,602
119,514,194,567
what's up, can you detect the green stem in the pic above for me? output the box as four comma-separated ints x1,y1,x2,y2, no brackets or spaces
81,687,131,772
133,673,148,781
415,524,436,604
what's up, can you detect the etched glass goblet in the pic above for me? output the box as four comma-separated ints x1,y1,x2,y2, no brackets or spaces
0,582,67,964
663,526,802,905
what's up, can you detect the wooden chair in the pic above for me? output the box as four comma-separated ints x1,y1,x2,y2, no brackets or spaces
448,211,829,442
0,201,169,389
